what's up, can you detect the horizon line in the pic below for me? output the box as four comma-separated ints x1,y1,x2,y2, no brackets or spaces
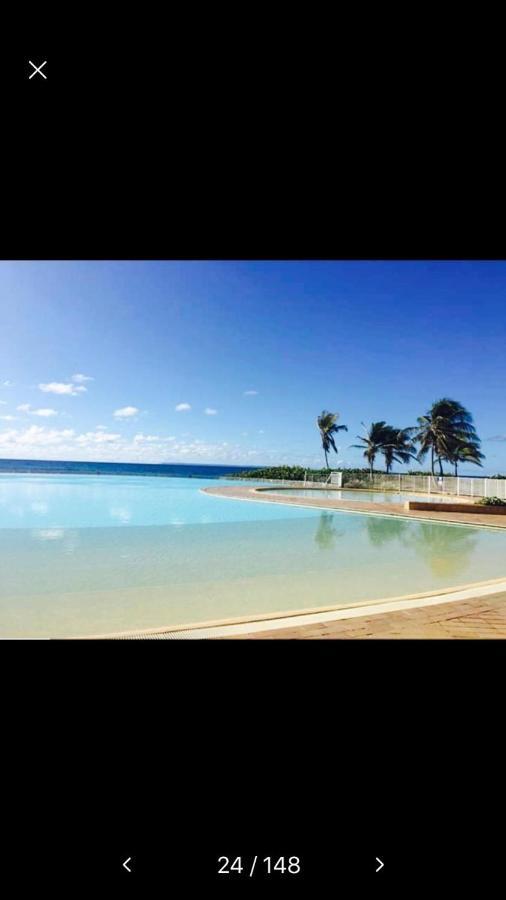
0,457,504,476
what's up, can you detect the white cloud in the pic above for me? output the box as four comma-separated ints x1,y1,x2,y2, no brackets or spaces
175,403,191,412
134,434,177,444
76,431,121,445
0,425,241,463
0,415,16,421
39,382,86,396
33,408,58,418
17,404,58,417
0,425,314,466
258,429,265,434
72,373,94,383
1,381,14,387
134,433,164,443
0,400,6,405
95,425,108,431
243,390,258,396
113,406,139,418
204,408,218,415
0,425,76,447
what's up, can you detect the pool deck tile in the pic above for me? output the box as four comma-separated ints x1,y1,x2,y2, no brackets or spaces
224,593,506,639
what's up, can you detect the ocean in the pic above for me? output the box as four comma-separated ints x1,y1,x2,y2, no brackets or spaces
0,459,259,479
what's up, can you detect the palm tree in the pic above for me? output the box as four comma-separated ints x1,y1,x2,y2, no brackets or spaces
351,421,390,478
415,398,480,476
381,426,418,474
316,410,348,469
445,438,485,476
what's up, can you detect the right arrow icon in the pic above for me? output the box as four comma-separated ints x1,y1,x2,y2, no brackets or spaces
376,857,384,873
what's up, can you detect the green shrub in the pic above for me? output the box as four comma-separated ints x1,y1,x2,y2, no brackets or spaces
476,496,506,506
228,466,321,481
229,465,406,483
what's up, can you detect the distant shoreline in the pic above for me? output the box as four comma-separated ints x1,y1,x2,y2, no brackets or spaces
0,459,503,479
0,459,261,479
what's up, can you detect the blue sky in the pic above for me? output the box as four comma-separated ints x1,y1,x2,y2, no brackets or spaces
0,260,505,472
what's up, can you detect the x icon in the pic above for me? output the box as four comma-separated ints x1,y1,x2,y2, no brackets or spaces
28,60,47,80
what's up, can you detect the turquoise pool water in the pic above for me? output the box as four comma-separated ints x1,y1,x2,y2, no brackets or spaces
0,474,301,528
1,474,505,638
264,488,448,503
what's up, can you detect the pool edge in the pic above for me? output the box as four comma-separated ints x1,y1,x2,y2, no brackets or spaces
66,576,506,639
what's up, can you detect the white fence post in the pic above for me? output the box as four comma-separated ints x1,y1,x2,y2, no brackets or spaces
295,471,505,499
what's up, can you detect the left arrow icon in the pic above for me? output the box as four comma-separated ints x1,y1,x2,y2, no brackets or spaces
123,857,132,873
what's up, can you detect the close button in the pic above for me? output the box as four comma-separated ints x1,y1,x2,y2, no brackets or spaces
28,60,47,80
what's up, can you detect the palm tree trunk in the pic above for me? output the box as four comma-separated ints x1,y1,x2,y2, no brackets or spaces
324,448,328,469
431,446,435,476
438,456,444,477
454,462,458,476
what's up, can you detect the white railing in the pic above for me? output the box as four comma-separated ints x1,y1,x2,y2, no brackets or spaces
254,471,342,488
254,479,308,488
304,469,343,487
342,472,506,500
244,472,506,499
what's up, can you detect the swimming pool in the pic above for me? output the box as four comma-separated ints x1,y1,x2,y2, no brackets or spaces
262,488,450,503
1,474,505,638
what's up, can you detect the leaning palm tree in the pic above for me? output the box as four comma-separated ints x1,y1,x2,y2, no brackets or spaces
415,398,479,476
381,426,418,474
317,410,348,469
445,439,485,476
351,421,390,478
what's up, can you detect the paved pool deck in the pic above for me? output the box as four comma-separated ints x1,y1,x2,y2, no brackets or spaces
224,592,506,639
107,584,506,639
202,484,506,529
